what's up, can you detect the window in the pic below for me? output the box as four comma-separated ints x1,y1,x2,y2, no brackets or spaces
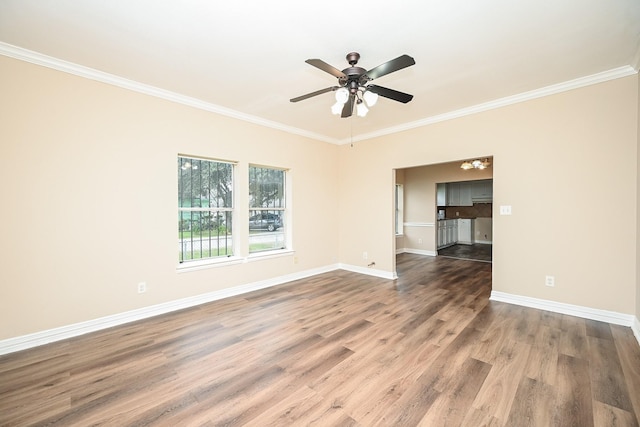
249,165,286,253
395,184,404,235
178,156,234,263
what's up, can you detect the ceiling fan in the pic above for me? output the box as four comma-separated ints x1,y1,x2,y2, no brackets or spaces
290,52,416,118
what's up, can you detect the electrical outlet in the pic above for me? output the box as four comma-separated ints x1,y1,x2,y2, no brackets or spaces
545,276,555,287
418,238,423,244
138,282,147,293
363,252,368,260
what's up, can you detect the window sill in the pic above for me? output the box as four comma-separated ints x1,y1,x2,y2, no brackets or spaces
247,249,294,262
176,256,244,273
176,249,294,273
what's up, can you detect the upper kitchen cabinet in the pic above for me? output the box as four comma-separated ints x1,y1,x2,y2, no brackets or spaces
471,179,493,202
442,179,493,206
437,183,447,206
447,183,460,206
447,182,473,206
460,182,472,206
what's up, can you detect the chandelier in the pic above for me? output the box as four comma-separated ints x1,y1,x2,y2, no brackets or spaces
461,158,491,170
331,83,378,117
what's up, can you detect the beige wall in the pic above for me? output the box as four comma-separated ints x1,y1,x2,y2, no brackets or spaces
0,56,340,339
340,75,639,315
474,218,493,243
1,55,639,342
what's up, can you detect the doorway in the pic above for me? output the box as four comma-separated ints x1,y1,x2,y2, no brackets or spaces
394,157,493,270
435,178,493,263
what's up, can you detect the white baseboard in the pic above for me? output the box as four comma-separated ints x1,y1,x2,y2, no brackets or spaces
5,272,636,355
402,248,437,257
0,264,341,356
338,263,397,280
491,291,640,347
473,240,492,244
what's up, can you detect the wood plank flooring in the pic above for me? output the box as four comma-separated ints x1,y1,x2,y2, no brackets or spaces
438,243,492,263
1,253,639,426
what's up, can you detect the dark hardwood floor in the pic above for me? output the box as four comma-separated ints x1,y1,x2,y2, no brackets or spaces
438,243,492,262
1,253,639,426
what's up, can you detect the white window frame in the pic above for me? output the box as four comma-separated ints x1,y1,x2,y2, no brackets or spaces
177,155,237,268
248,164,288,255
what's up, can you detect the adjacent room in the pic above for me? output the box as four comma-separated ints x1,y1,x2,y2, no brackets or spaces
396,159,494,263
1,1,640,425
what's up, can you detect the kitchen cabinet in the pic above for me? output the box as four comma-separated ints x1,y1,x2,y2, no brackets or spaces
446,182,473,206
446,183,460,206
437,219,458,249
459,182,472,206
471,179,493,202
457,218,474,245
437,183,447,206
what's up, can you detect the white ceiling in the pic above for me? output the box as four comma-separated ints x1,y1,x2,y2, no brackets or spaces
1,0,639,144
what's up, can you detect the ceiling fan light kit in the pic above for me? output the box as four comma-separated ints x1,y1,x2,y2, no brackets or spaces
290,52,415,118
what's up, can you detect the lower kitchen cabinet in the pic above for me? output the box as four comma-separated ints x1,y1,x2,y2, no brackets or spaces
457,218,474,245
438,219,475,248
437,219,458,249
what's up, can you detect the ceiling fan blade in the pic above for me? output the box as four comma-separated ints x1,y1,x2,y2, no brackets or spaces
341,95,355,118
290,86,338,103
367,85,414,103
363,54,415,81
305,59,346,79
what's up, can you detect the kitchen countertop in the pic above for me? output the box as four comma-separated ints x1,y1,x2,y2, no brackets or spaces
439,217,477,220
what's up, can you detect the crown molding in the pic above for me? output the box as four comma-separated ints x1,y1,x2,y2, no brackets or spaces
341,65,638,145
1,42,635,146
0,42,340,145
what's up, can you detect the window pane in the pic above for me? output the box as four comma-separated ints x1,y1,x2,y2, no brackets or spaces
178,158,233,209
249,167,284,208
249,166,286,254
178,210,233,261
178,156,234,262
248,209,285,252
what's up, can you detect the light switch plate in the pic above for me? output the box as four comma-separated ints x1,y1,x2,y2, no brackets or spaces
499,205,512,215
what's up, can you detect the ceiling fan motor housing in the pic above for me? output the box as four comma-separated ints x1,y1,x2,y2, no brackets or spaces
343,75,365,93
340,52,368,92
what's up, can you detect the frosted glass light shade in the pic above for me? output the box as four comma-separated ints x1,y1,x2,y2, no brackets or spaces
363,90,378,107
331,101,343,115
356,101,368,117
335,87,349,104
